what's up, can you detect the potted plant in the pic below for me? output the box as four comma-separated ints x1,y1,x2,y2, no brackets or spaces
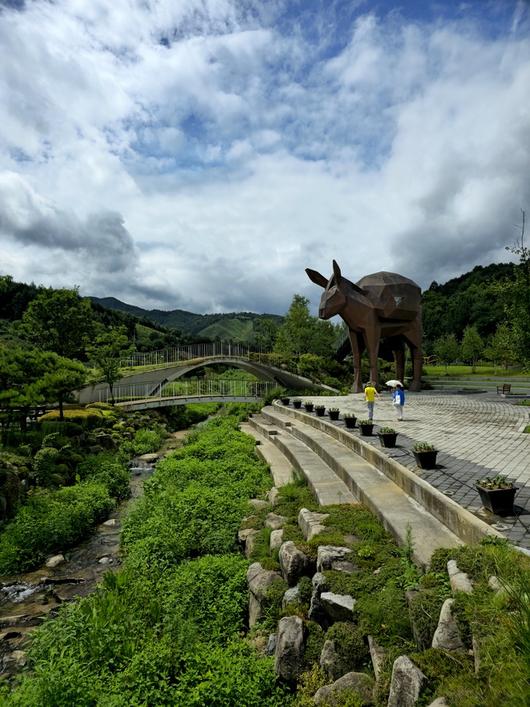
328,407,340,420
412,442,438,469
281,397,290,405
344,413,357,429
293,399,302,409
315,405,326,417
476,475,518,516
359,419,374,436
303,401,314,412
378,426,398,448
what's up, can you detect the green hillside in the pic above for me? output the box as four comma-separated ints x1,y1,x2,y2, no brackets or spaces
90,297,283,345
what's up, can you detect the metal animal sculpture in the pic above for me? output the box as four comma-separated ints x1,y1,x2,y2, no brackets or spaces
306,261,423,392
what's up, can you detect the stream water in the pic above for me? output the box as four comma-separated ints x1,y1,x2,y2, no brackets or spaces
0,430,188,678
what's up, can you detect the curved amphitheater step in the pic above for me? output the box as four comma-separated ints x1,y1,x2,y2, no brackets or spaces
240,422,294,487
248,407,464,567
245,417,356,506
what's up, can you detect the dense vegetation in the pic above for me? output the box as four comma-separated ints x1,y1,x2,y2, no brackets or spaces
3,410,528,705
2,411,292,706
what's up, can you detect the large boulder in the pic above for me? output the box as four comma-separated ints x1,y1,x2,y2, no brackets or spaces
319,639,356,681
308,572,329,623
387,656,427,707
247,562,284,627
265,512,287,530
313,671,374,705
298,508,329,540
270,529,284,551
274,616,305,682
279,541,312,586
431,599,465,651
447,560,473,594
317,546,353,573
320,592,356,623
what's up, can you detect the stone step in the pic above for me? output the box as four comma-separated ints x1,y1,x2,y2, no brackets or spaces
260,406,462,567
248,415,357,506
240,422,294,487
268,402,503,548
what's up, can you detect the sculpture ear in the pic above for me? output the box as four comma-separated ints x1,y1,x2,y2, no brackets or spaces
305,268,328,288
332,260,342,282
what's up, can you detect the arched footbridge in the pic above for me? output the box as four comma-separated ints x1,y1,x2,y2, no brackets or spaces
77,355,335,407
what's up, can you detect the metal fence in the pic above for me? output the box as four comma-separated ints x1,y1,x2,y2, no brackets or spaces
99,379,276,403
120,342,267,368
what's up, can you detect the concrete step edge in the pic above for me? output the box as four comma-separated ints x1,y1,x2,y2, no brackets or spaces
267,402,504,547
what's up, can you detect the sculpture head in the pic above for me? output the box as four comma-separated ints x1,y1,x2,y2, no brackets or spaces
305,260,366,320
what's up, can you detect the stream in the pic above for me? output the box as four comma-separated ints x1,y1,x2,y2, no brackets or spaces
0,430,188,678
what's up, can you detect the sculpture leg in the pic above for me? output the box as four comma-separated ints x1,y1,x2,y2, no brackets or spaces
363,323,381,387
405,321,423,391
394,346,405,384
349,330,364,393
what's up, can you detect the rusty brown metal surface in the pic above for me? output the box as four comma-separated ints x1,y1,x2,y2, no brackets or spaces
306,260,423,392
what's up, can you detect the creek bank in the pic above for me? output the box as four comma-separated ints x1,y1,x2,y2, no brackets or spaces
0,429,187,679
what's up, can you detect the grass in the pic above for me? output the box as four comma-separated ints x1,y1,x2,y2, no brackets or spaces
423,365,530,378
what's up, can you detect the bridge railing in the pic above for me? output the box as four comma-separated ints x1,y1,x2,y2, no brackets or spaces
120,343,273,368
98,379,276,403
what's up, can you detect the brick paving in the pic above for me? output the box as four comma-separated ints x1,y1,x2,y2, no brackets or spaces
295,391,530,551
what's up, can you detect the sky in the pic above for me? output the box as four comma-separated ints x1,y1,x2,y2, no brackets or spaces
1,0,530,315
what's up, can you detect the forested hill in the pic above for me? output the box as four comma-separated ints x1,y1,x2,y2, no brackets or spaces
422,262,516,348
0,276,197,353
91,296,283,344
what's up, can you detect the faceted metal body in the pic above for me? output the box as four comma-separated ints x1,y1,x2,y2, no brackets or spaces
306,261,423,392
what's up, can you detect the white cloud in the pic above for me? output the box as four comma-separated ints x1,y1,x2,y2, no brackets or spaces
0,0,529,314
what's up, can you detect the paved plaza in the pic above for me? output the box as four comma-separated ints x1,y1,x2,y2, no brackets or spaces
297,391,530,550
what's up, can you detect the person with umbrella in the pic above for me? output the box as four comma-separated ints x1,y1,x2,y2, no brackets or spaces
391,382,405,421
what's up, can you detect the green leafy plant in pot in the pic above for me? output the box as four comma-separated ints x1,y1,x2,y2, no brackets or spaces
315,405,326,417
344,413,357,429
476,475,518,516
378,426,398,448
359,419,374,436
328,407,340,420
303,401,314,412
412,442,438,469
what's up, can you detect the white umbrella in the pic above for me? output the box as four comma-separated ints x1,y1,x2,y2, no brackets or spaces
385,379,403,387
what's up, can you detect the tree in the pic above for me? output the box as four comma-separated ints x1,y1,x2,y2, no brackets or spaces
87,325,134,405
253,318,279,351
0,346,85,426
461,326,484,373
20,287,94,359
34,357,86,421
433,334,460,373
274,295,336,358
484,324,516,371
504,209,530,367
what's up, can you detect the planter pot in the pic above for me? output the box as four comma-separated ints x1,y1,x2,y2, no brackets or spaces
359,423,374,436
344,417,357,429
293,400,302,409
476,485,518,516
281,398,290,405
378,432,397,448
315,408,326,417
328,410,340,421
413,450,438,469
304,403,314,412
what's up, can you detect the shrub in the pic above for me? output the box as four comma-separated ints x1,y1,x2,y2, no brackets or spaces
127,425,166,455
325,622,368,670
38,409,104,428
0,482,113,573
77,453,130,501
